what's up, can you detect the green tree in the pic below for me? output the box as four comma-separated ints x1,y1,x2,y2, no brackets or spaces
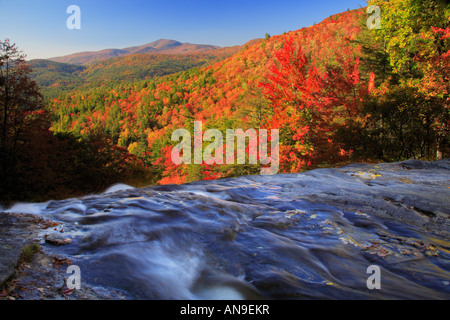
366,0,450,159
361,85,446,161
368,0,450,77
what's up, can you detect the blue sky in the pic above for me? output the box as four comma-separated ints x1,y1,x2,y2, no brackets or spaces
0,0,367,60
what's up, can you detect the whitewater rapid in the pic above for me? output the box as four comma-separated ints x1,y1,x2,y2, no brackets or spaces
3,160,450,299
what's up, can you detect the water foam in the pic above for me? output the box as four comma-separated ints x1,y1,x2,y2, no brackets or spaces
103,184,135,194
6,202,49,215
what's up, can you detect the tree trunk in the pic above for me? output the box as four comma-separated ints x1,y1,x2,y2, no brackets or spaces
436,137,443,160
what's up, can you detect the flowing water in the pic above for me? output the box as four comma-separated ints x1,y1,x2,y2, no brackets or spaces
4,160,450,300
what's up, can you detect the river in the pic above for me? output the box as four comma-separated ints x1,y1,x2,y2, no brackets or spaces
5,159,450,300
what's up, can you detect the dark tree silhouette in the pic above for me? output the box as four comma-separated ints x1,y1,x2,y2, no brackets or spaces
0,39,43,196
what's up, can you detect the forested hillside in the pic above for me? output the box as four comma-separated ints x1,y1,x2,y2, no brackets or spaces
48,9,363,183
2,1,448,203
47,3,449,186
48,39,221,65
2,1,450,304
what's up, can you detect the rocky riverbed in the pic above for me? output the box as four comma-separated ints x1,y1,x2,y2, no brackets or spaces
0,213,127,300
1,159,449,300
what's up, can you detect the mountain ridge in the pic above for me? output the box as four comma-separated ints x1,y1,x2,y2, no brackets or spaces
31,38,263,97
48,39,222,65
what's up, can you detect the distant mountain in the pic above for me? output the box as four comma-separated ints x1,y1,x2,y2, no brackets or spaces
30,53,220,97
30,39,262,98
29,59,85,88
48,39,221,65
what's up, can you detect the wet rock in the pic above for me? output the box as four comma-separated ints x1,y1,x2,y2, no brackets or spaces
1,159,449,300
44,233,72,246
0,238,26,286
0,213,44,286
1,249,127,300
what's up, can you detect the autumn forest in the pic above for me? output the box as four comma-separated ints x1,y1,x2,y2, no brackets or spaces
1,0,449,203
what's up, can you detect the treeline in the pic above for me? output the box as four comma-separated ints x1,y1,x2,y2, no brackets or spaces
2,113,153,203
29,53,227,99
351,0,449,161
0,40,153,204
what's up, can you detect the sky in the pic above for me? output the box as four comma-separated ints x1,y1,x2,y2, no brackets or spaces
0,0,368,60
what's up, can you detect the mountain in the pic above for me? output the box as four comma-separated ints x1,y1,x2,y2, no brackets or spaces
30,53,221,97
48,39,221,65
29,59,85,88
30,39,262,98
49,8,368,184
47,3,450,186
